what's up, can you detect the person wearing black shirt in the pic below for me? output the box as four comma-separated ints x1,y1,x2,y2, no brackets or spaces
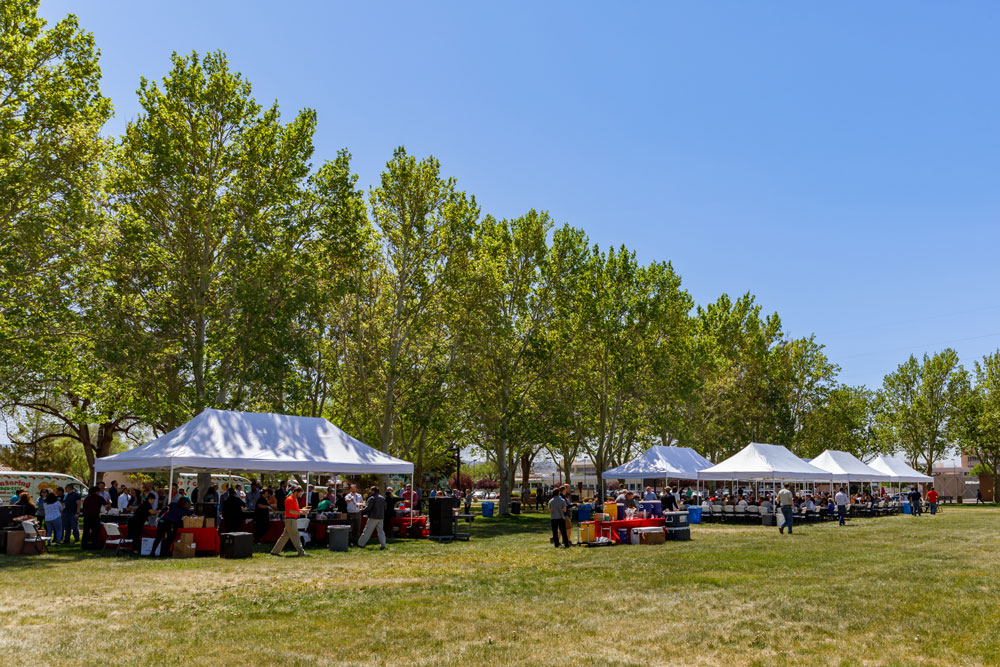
660,488,678,512
81,488,107,549
61,484,82,544
253,489,272,543
384,487,397,522
128,493,156,554
221,490,246,533
335,488,347,515
274,481,288,511
151,498,193,557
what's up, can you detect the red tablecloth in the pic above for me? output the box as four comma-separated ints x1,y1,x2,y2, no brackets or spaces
592,517,665,543
99,523,221,555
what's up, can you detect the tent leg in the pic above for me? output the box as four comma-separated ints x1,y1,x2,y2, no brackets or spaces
168,464,174,503
92,469,97,486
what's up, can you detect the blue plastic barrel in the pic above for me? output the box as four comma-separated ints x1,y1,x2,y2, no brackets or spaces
482,501,494,518
687,506,702,524
617,528,629,544
902,502,911,514
577,504,593,522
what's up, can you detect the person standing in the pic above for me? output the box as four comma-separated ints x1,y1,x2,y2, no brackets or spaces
108,480,120,507
81,487,106,549
643,486,657,501
926,487,939,515
401,483,417,510
128,493,156,554
221,488,246,532
253,489,273,543
270,486,310,557
976,488,984,504
777,484,794,535
549,488,571,548
358,486,387,549
660,487,678,512
43,492,64,544
908,487,922,516
151,497,193,557
345,484,364,547
834,487,849,526
274,480,288,510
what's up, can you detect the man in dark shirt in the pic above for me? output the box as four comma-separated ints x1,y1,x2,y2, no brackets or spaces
61,483,82,544
221,490,246,532
108,480,120,506
128,493,156,554
274,481,288,510
81,487,107,549
151,497,193,557
357,486,387,549
660,487,678,512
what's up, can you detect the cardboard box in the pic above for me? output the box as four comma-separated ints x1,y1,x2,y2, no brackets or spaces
5,531,25,555
182,516,202,529
177,532,194,544
172,542,196,558
203,517,215,528
640,530,665,545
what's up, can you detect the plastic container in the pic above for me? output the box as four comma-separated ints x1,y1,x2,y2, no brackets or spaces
603,501,618,518
482,501,494,518
617,528,629,544
637,500,662,518
579,521,596,543
686,506,702,524
902,502,911,515
617,503,625,520
577,504,593,522
328,525,350,552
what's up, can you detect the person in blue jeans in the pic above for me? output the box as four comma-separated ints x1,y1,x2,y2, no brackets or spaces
62,484,82,543
43,493,64,544
777,484,794,534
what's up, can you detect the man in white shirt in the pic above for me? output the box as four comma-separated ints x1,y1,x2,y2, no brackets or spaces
117,489,130,512
777,484,794,534
834,488,849,526
345,484,364,546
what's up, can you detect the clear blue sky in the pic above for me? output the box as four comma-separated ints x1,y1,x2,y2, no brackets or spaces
41,1,1000,389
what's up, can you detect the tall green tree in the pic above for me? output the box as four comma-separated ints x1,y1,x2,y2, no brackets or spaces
951,351,1000,501
797,384,879,460
108,50,318,426
459,214,588,513
877,349,966,475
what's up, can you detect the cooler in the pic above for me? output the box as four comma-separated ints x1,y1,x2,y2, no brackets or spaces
617,528,629,544
617,503,625,520
577,504,593,522
220,532,253,559
637,500,662,518
482,501,494,518
630,526,665,545
579,521,596,543
686,506,702,524
603,501,618,518
665,526,691,541
663,510,688,528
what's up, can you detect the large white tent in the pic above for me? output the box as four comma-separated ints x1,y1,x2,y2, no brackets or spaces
699,442,839,481
603,446,713,480
94,409,414,476
809,450,884,483
867,455,932,484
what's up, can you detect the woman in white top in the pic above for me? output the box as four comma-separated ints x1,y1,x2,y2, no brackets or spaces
43,493,64,543
117,490,131,512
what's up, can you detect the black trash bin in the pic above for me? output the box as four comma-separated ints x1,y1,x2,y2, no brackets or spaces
328,525,350,552
511,500,521,515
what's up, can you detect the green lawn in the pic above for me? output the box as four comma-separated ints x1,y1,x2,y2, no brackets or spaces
2,506,999,666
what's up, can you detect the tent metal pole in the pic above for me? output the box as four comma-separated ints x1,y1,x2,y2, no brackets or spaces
168,464,174,504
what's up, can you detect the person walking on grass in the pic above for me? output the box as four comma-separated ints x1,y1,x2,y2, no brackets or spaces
835,487,849,526
926,487,939,515
270,485,310,557
777,484,794,535
549,487,571,548
976,489,983,504
43,492,64,544
357,486,387,550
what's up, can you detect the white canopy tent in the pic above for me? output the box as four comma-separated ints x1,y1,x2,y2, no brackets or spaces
603,446,713,480
867,455,932,484
809,450,885,483
95,409,413,499
699,442,842,482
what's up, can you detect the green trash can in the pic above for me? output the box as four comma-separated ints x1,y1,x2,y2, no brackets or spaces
329,525,350,552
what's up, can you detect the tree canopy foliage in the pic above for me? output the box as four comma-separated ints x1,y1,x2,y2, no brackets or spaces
1,3,994,508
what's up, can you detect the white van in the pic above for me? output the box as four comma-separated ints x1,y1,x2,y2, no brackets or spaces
0,471,88,503
177,473,253,498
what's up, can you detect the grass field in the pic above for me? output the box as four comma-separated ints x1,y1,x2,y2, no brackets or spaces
2,506,999,666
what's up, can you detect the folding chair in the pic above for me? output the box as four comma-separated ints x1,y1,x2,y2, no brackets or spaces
712,505,724,523
745,505,759,524
734,505,747,524
722,505,735,523
21,521,52,554
102,522,132,556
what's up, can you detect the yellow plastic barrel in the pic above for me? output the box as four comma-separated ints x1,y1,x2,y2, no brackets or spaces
603,501,618,518
579,521,596,543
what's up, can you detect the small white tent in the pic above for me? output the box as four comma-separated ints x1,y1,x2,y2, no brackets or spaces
867,455,932,484
698,442,837,481
809,450,884,483
94,409,413,475
603,446,713,480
